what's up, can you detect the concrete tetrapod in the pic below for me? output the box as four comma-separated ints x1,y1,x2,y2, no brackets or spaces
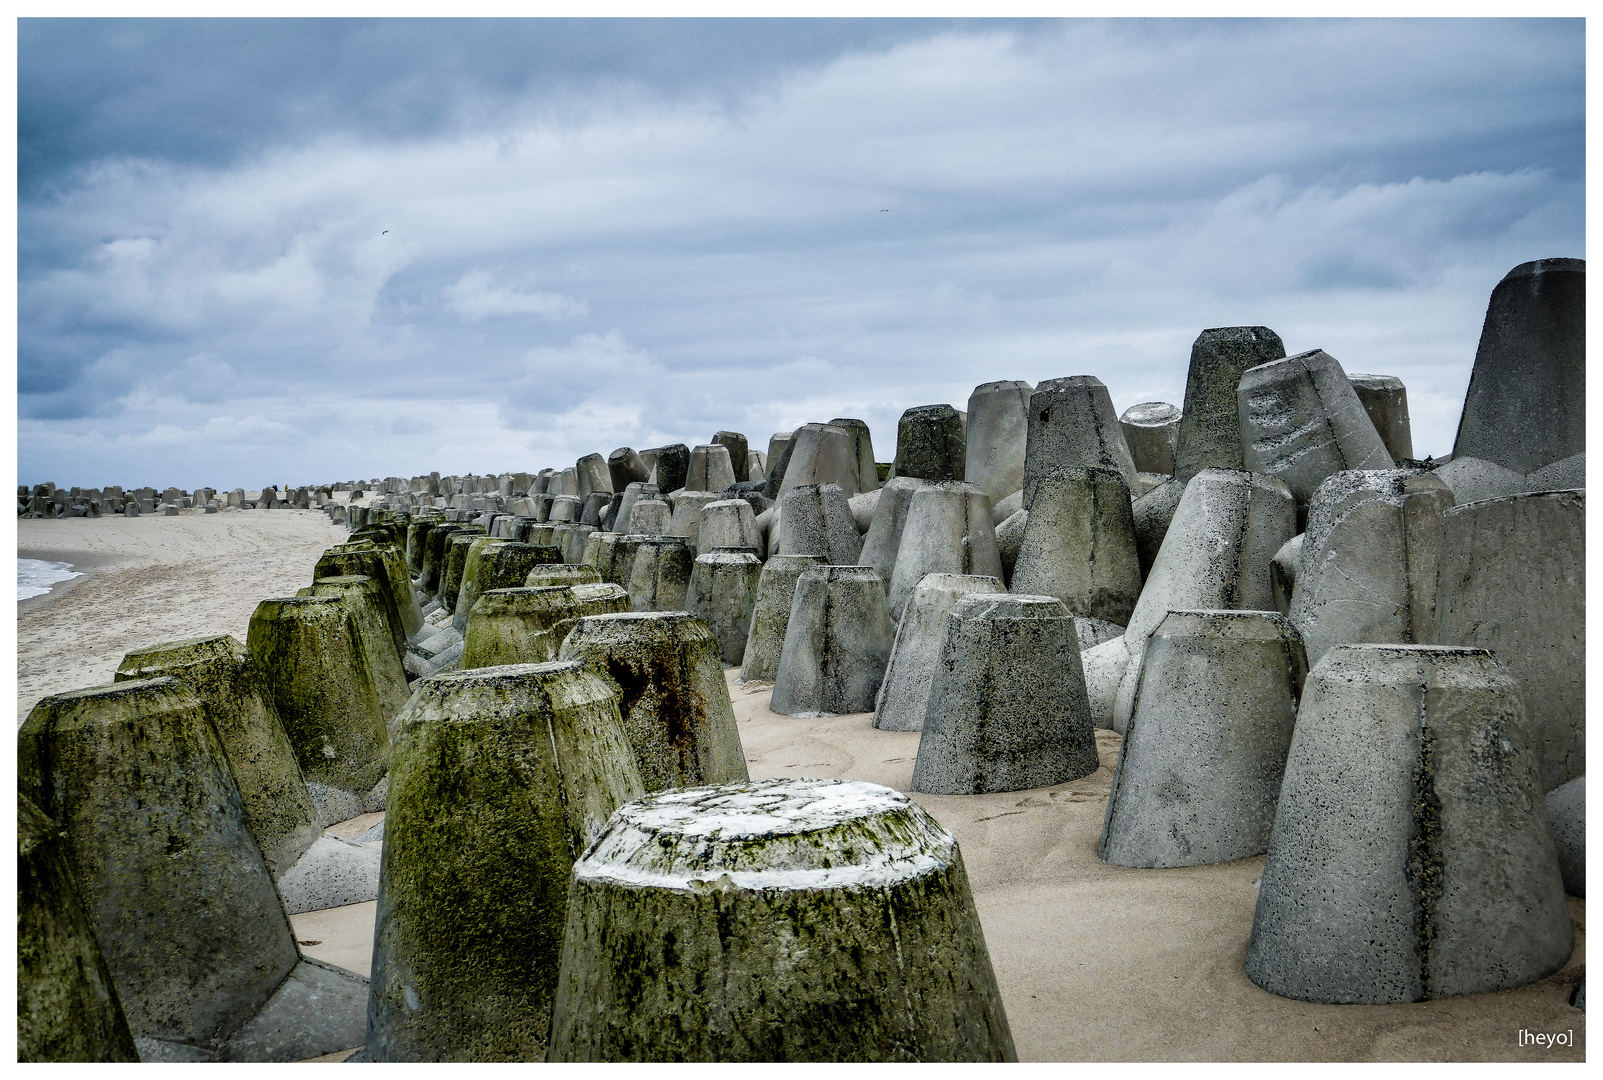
297,575,411,726
685,551,764,665
874,573,1006,732
365,662,645,1062
1021,376,1137,505
713,430,751,482
526,563,604,588
1010,465,1141,625
994,507,1026,586
608,447,651,491
419,524,471,596
560,524,597,565
827,417,879,493
452,541,563,631
439,531,487,614
1452,258,1585,475
18,793,140,1062
547,777,1016,1063
698,497,761,553
687,444,737,494
1348,373,1414,462
770,565,897,717
778,481,863,565
626,536,694,612
1289,469,1454,667
646,443,690,495
767,421,862,499
319,540,423,638
1546,776,1584,897
856,475,925,584
18,679,305,1058
610,481,653,536
559,611,750,792
1238,348,1394,524
1245,645,1573,1004
738,553,825,683
1099,610,1307,868
667,490,720,552
886,480,1003,620
247,597,391,803
627,498,671,536
1119,401,1181,476
910,594,1099,795
313,546,407,649
964,379,1033,505
1431,489,1585,791
114,635,319,878
460,583,631,668
893,403,967,482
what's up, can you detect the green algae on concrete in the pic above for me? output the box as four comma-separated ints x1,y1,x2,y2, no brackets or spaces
420,524,473,596
453,539,562,630
18,678,299,1050
114,634,318,878
439,531,487,614
450,536,512,629
558,611,749,792
247,596,391,799
318,540,422,637
296,576,413,726
18,793,140,1062
548,777,1016,1062
406,514,446,574
526,563,604,588
685,551,763,665
625,536,694,612
366,661,645,1061
460,583,630,669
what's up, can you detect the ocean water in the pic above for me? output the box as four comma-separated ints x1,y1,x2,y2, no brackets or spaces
18,558,82,601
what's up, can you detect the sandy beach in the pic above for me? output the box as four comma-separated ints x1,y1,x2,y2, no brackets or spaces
21,512,1585,1061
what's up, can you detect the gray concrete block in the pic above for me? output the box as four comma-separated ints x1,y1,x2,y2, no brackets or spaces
686,552,764,665
994,507,1027,587
626,497,670,535
1525,450,1584,493
738,554,825,683
1119,401,1180,476
856,475,924,584
608,447,651,492
893,403,967,482
827,416,879,493
712,430,751,482
1246,644,1572,1004
1010,466,1141,625
668,489,720,552
771,565,897,717
1174,326,1286,480
1130,474,1185,577
1100,610,1306,868
886,481,1003,620
1431,454,1529,506
645,443,690,495
222,957,368,1063
626,536,693,612
965,379,1033,505
1546,776,1584,897
1022,376,1137,507
687,444,737,494
874,573,1006,733
766,422,861,499
1270,532,1302,615
1348,373,1414,462
778,481,863,566
911,594,1099,795
274,834,382,915
847,485,880,533
460,583,631,668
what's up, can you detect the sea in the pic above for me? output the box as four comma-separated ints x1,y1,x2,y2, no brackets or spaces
18,558,82,601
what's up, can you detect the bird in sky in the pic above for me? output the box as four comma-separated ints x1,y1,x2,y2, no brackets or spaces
880,209,890,212
381,230,389,234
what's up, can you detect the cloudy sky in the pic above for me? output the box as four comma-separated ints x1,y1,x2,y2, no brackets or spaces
17,17,1584,490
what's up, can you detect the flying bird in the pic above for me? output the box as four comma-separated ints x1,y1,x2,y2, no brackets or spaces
381,230,389,234
880,209,890,212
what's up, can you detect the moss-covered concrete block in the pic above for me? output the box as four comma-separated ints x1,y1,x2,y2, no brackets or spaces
115,635,318,878
548,777,1016,1062
366,661,644,1061
318,540,422,638
626,536,693,612
420,524,473,596
460,583,631,669
526,563,603,588
438,531,486,614
559,611,749,792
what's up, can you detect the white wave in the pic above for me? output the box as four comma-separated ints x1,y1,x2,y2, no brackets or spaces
19,558,82,601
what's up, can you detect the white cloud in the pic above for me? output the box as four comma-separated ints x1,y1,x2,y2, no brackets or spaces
443,270,587,321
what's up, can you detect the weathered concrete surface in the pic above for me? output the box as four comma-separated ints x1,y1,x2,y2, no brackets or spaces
647,443,691,495
687,443,737,494
452,541,562,633
1452,258,1585,475
827,416,879,493
115,634,318,878
1348,373,1414,462
965,379,1033,505
419,524,471,595
525,563,604,588
994,507,1027,586
887,480,1003,620
318,540,422,638
1174,326,1286,480
1022,376,1137,506
313,547,407,648
1238,349,1394,520
275,833,383,914
686,551,764,665
18,793,140,1062
768,422,861,498
439,531,486,614
1130,475,1186,577
459,583,631,668
248,596,391,800
699,497,761,553
1119,401,1181,476
611,481,657,536
576,453,614,501
626,498,671,536
1270,533,1303,616
1430,455,1530,506
1246,645,1572,1004
893,403,967,482
1545,776,1584,897
608,447,651,492
739,553,825,683
1289,469,1454,666
713,430,751,482
548,777,1015,1062
911,594,1100,795
626,536,694,612
560,612,749,792
874,573,1006,732
298,575,411,726
778,481,863,565
1431,489,1584,791
1100,610,1307,868
668,489,720,552
18,678,300,1051
366,662,644,1061
771,565,897,717
857,475,925,584
1525,451,1585,493
1011,466,1141,625
222,957,369,1063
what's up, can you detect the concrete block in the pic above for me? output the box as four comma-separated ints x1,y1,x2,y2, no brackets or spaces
1270,532,1302,615
222,957,368,1063
548,778,1015,1063
115,635,318,879
560,612,749,791
1174,325,1286,480
627,497,670,535
526,563,604,588
1022,376,1137,506
559,523,596,565
19,679,299,1051
827,417,879,493
668,489,720,551
766,422,861,498
778,481,863,565
686,552,764,665
366,662,644,1061
1431,455,1529,506
18,793,140,1062
1289,469,1453,666
712,431,750,482
274,833,382,914
875,573,1005,732
438,531,488,622
886,481,1003,620
771,566,896,717
626,536,694,612
964,380,1033,505
579,491,610,527
910,593,1099,795
461,583,631,668
1452,258,1584,475
1100,610,1306,867
611,481,656,536
576,453,613,500
738,553,825,684
856,475,925,584
994,507,1027,586
418,524,469,596
687,443,737,493
1431,489,1584,791
548,494,582,524
1348,373,1414,462
1245,644,1572,1004
452,541,562,632
608,449,648,495
698,497,761,554
1120,401,1181,476
1545,776,1584,897
847,486,880,533
298,575,411,728
1238,348,1394,520
1010,465,1140,625
318,540,423,638
1525,450,1584,493
893,404,967,482
247,597,391,801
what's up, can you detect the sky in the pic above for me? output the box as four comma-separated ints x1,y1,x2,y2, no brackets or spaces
16,17,1585,491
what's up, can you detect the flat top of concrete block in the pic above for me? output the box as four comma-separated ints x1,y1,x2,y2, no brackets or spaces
1120,401,1181,426
1036,375,1107,392
572,777,953,893
1346,373,1404,390
972,379,1033,393
950,593,1068,620
694,552,761,566
702,499,753,511
1197,325,1281,343
1443,486,1584,516
1154,608,1299,640
900,404,960,418
1505,257,1583,280
422,658,586,689
118,634,242,672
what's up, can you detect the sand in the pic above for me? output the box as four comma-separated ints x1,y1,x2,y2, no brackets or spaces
17,512,1586,1061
